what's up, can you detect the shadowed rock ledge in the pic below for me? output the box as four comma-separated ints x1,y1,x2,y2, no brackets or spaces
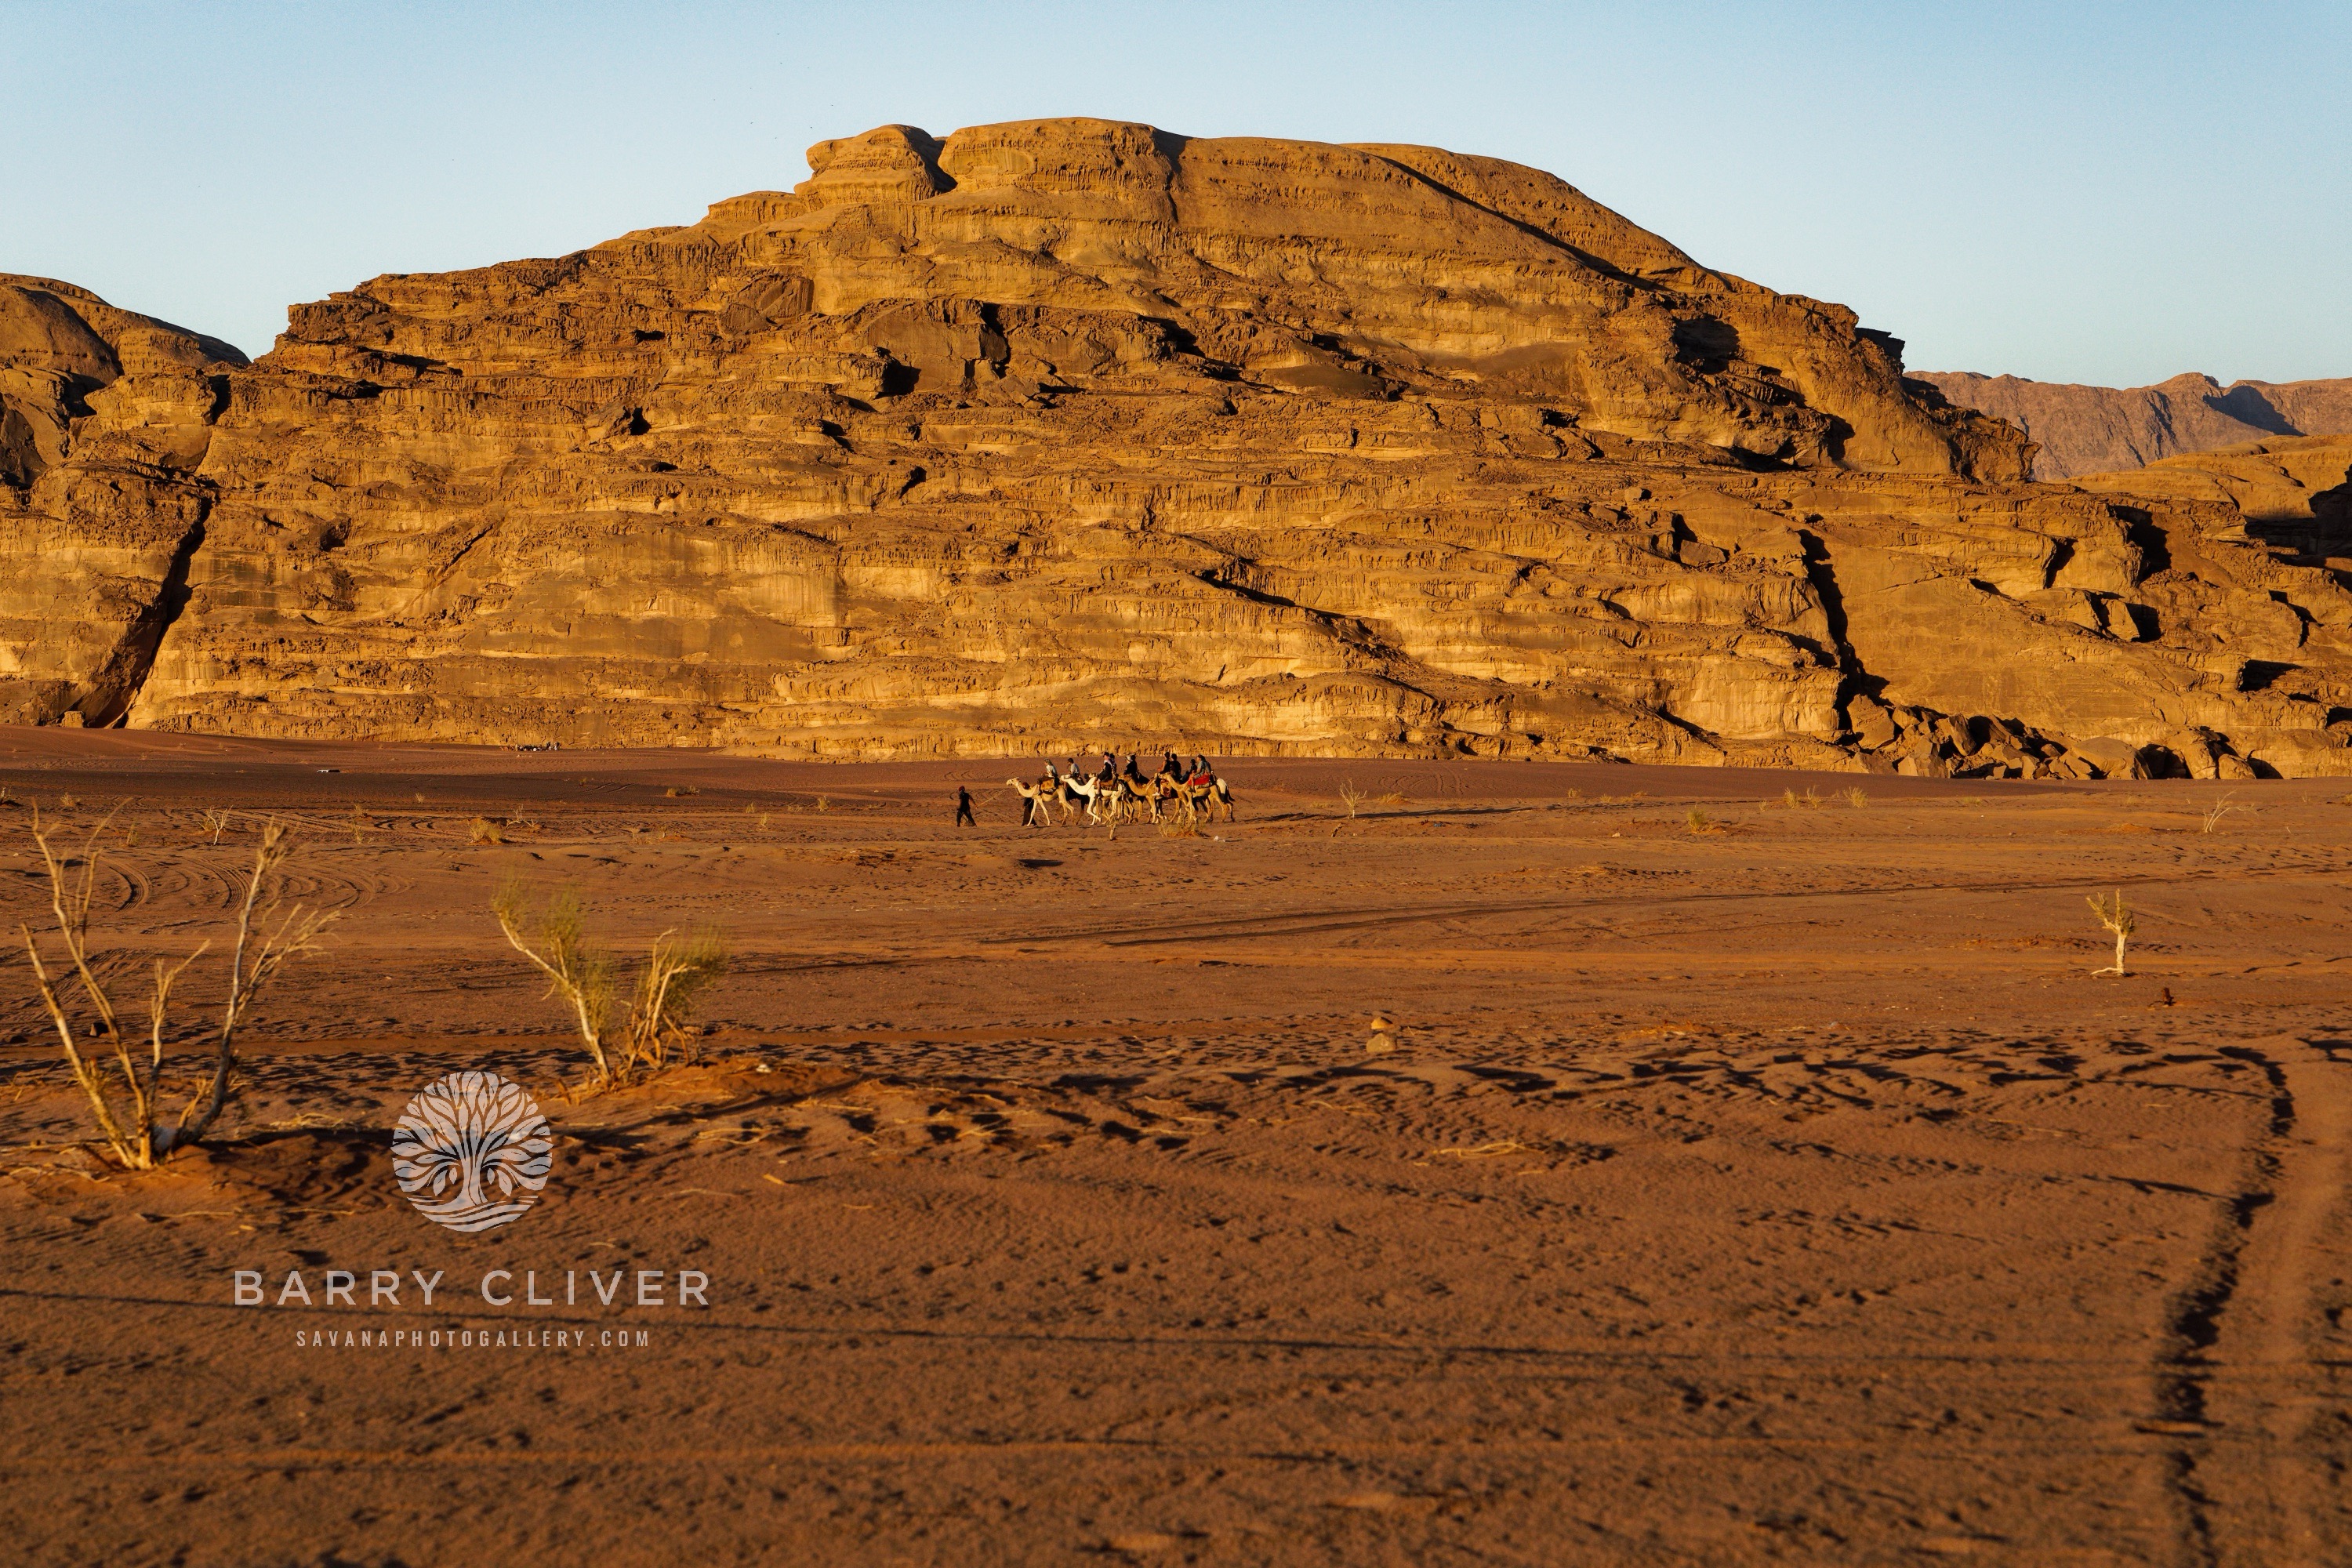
4,118,2350,778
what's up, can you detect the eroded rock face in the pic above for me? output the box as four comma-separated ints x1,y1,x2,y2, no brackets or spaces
1918,369,2352,481
5,119,2351,778
2074,431,2352,522
0,276,247,725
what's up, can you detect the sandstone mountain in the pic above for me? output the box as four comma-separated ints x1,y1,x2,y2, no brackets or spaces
1918,369,2352,481
2074,433,2352,557
1,274,245,483
5,118,2352,779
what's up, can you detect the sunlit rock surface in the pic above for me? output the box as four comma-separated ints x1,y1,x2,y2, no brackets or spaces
5,119,2350,777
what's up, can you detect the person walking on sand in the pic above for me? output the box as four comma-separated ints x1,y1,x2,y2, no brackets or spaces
954,786,976,828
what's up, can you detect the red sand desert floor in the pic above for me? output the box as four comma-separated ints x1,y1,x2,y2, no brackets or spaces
3,728,2350,1565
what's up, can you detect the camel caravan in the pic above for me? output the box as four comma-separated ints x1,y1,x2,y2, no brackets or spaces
1007,750,1236,829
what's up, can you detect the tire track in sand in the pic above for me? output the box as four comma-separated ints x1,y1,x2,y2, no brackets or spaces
2152,1037,2350,1567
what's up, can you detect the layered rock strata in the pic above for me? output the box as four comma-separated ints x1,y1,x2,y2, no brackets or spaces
5,119,2352,778
2074,433,2352,539
0,276,247,727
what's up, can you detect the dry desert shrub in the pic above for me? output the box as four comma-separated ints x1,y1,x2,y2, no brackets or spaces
1159,816,1201,839
19,815,333,1169
492,882,728,1088
665,785,699,797
2200,794,2245,834
1686,807,1715,834
1376,791,1407,807
1338,781,1364,818
815,794,831,813
467,816,504,845
59,792,80,810
1844,786,1868,808
200,808,231,845
2087,890,2136,977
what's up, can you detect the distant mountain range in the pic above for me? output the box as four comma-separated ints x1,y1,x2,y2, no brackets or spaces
1915,371,2352,481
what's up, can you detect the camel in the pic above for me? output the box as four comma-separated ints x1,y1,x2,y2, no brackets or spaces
1092,762,1123,818
1005,777,1051,828
1167,769,1237,823
1160,775,1204,822
1034,764,1082,825
1060,773,1104,824
1131,773,1173,822
1012,758,1227,828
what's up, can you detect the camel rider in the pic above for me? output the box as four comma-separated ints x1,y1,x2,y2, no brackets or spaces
1163,749,1181,780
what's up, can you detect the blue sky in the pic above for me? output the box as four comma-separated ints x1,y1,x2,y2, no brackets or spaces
7,1,2346,385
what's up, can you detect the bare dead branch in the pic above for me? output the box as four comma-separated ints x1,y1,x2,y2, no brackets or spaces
20,814,333,1167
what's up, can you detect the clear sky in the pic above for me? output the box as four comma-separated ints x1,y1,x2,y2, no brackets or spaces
7,1,2346,387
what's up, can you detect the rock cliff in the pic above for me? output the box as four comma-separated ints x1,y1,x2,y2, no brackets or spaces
1918,369,2352,481
6,118,2352,778
0,276,247,728
2074,433,2352,557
